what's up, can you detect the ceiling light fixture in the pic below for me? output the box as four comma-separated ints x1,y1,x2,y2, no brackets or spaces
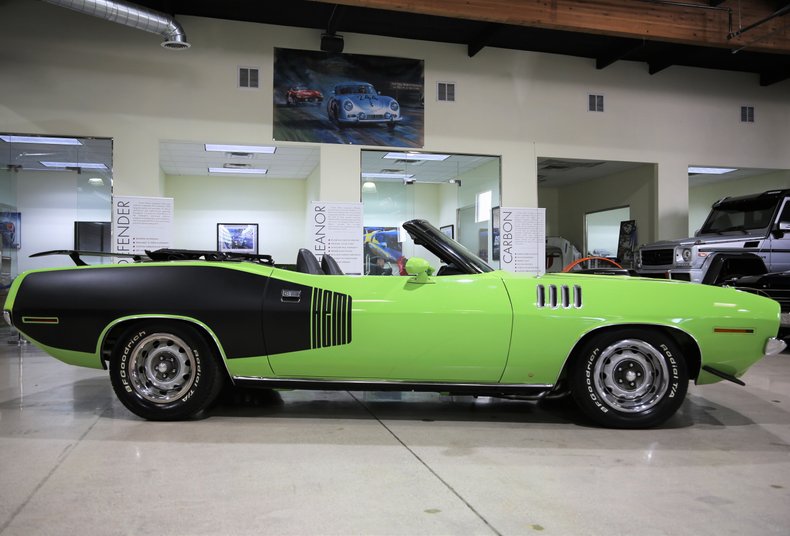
208,167,268,174
361,172,415,180
204,144,276,154
383,152,450,161
1,135,83,145
361,181,377,193
40,161,107,169
87,177,104,186
688,167,737,175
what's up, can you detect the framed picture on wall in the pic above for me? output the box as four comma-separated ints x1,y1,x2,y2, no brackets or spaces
440,224,454,239
217,223,258,254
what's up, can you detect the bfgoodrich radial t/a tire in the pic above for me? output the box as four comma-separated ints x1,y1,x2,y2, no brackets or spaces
570,329,689,429
109,322,223,421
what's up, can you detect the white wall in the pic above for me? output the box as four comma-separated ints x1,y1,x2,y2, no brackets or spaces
165,175,305,264
1,0,789,243
539,164,656,252
585,206,630,257
689,170,790,235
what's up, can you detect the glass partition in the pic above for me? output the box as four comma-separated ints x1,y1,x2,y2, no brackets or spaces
361,150,500,273
0,134,113,279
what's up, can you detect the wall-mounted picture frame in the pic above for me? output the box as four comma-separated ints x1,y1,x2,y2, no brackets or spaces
0,211,21,249
440,224,454,239
217,223,258,254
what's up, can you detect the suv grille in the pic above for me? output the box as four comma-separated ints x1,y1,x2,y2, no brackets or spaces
641,249,674,266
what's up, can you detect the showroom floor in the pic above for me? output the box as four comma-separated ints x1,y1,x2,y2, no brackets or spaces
0,332,789,536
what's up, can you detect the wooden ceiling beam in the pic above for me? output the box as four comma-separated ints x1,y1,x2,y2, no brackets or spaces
308,0,790,54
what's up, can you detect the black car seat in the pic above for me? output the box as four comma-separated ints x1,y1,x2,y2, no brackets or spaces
296,248,324,274
321,254,344,275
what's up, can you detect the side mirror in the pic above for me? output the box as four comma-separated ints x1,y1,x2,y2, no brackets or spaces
772,222,790,238
405,257,434,284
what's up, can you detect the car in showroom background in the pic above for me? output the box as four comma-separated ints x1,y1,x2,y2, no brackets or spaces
326,82,401,129
286,85,323,105
3,220,784,428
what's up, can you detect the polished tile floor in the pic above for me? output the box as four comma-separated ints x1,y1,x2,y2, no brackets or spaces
1,331,789,536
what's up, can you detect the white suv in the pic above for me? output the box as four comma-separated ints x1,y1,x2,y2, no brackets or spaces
637,190,790,284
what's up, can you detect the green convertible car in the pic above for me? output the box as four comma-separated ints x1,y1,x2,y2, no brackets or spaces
3,219,786,428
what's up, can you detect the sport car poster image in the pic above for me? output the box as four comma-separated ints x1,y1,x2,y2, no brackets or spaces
273,48,424,147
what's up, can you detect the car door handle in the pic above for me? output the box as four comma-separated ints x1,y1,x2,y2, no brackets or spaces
281,289,302,303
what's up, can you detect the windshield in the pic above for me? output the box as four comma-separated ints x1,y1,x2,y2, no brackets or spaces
338,85,374,95
699,196,778,234
403,219,494,274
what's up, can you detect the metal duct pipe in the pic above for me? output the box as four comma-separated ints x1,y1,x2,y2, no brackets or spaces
42,0,190,49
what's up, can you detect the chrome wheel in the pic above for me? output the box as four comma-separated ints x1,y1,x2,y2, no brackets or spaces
593,339,669,413
128,333,197,404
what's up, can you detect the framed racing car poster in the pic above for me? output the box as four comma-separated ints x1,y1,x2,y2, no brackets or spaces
217,223,258,254
273,48,424,147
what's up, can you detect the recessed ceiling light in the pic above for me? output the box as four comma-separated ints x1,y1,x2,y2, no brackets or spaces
208,167,268,174
205,144,276,154
688,167,737,175
40,161,107,169
362,181,377,192
361,172,415,179
383,152,450,161
1,135,83,145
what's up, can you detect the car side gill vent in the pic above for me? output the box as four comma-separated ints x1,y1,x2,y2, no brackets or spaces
537,284,583,309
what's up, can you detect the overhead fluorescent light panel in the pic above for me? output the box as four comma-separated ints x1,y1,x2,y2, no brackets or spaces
208,167,268,175
205,144,276,154
40,161,107,170
383,152,450,161
361,172,415,180
1,135,82,146
688,167,737,175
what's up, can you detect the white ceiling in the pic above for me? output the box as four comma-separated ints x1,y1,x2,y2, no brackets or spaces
537,157,781,188
0,136,112,171
360,150,498,183
538,158,646,187
2,136,781,189
160,141,320,179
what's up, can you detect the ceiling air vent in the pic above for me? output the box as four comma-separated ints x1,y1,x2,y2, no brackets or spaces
238,67,260,89
539,159,603,171
223,163,251,169
741,106,754,123
588,94,604,112
227,152,254,159
438,82,455,102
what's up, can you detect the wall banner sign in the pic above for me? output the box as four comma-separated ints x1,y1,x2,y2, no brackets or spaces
498,207,546,274
112,196,174,262
309,202,363,275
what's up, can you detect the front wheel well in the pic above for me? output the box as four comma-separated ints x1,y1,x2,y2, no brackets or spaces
561,324,702,382
101,318,228,376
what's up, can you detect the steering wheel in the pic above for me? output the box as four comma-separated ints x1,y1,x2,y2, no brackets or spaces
562,256,623,272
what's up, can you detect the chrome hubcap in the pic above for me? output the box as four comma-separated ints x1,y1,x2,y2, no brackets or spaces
128,333,196,404
593,339,669,413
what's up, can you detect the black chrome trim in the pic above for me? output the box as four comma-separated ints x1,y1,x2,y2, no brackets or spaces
701,365,746,386
232,376,554,397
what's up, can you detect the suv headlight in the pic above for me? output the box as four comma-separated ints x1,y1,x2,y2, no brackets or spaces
681,248,692,262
